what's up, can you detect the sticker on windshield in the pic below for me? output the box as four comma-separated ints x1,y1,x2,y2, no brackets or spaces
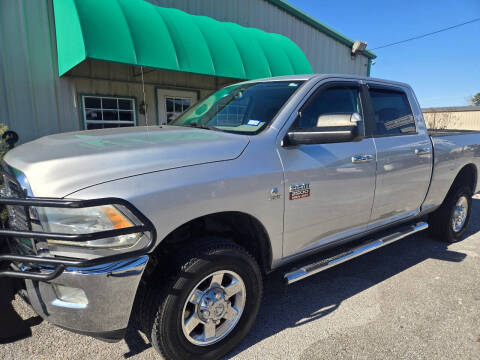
247,120,261,126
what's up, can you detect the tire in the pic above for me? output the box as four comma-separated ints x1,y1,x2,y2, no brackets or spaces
142,238,263,360
429,184,472,243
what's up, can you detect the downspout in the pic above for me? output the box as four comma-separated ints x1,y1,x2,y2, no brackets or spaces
366,58,372,77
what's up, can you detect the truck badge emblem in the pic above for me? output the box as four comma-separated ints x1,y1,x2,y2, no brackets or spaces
289,183,310,200
269,187,281,200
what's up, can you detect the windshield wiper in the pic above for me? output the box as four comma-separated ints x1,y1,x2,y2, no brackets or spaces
185,123,215,131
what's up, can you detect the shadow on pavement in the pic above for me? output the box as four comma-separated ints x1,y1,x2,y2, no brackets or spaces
123,328,152,359
0,277,43,344
226,235,467,358
124,199,480,358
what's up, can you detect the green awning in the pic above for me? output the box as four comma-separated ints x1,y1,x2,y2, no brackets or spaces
52,0,313,79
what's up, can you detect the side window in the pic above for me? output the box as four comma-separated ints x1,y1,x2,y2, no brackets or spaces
295,86,363,131
369,88,415,136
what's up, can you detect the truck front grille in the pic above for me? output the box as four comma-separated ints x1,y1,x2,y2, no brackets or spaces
1,171,36,255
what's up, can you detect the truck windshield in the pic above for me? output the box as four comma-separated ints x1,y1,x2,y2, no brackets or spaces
170,81,304,134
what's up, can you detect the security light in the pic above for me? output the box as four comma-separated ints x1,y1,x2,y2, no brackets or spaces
351,40,368,56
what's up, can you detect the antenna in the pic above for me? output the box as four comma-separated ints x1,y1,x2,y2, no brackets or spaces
140,66,149,127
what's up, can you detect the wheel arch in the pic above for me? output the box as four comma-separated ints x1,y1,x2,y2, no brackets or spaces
145,211,273,277
451,163,477,194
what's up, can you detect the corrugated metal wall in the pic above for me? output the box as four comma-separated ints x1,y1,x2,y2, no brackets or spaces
1,0,370,144
0,0,78,144
423,109,480,130
69,60,236,128
149,0,370,75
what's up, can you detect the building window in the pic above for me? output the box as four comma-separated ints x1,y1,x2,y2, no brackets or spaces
156,89,198,125
165,97,191,123
82,95,136,130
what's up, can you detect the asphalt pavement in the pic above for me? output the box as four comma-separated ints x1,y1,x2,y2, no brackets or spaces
1,197,479,360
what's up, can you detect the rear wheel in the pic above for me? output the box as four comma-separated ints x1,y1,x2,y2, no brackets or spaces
143,239,263,360
429,184,472,243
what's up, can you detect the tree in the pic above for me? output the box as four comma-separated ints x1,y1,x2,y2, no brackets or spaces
471,92,480,106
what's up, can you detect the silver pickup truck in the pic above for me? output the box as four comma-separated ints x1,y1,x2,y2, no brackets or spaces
1,74,479,360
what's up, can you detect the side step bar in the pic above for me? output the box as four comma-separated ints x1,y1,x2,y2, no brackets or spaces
284,222,428,285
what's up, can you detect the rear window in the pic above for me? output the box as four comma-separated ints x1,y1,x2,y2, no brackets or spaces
369,88,416,136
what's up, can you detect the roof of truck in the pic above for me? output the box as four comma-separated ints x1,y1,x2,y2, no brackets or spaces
241,74,412,89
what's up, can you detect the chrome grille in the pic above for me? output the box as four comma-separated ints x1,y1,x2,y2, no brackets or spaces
1,172,36,255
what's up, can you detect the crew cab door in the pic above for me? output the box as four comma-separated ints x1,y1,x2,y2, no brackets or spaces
279,81,377,257
365,84,432,228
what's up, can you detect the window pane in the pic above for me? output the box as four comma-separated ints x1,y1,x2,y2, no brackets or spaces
103,110,118,121
120,123,134,128
102,98,117,109
119,111,133,121
87,123,103,130
103,123,120,128
369,89,415,136
183,99,191,111
85,109,102,120
297,87,361,129
174,98,183,113
84,97,101,108
83,96,136,129
166,98,174,112
118,99,132,110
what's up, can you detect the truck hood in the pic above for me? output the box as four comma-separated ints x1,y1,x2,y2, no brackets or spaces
4,126,249,197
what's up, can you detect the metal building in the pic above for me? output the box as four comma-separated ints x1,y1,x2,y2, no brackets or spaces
423,106,480,130
0,0,376,144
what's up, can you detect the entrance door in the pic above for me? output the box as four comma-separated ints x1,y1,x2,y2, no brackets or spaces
157,89,198,125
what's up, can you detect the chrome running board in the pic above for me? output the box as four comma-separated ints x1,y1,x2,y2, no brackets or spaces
284,222,428,285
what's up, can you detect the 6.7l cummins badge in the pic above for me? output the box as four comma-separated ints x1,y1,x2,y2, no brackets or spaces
289,183,310,200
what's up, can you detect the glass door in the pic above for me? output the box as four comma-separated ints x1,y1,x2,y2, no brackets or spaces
157,89,198,125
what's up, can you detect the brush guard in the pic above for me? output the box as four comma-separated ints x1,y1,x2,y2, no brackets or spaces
0,197,156,281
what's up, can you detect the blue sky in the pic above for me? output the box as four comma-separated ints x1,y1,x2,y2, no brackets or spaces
288,0,480,107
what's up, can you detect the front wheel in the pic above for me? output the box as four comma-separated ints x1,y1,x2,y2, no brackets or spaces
429,184,472,243
143,239,263,360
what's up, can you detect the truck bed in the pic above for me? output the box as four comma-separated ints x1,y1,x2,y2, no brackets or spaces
423,129,480,211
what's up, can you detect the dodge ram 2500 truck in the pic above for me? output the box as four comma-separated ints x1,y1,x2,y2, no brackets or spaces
1,74,479,360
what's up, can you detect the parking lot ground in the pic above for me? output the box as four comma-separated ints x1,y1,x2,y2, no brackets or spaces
1,197,480,360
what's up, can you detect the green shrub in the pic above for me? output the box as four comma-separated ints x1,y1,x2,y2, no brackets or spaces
0,124,10,159
0,124,9,226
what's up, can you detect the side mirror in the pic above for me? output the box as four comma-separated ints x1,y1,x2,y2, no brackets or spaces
283,112,362,146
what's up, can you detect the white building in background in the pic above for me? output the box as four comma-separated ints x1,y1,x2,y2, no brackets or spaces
423,106,480,130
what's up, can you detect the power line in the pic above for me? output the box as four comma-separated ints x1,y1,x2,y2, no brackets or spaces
371,17,480,50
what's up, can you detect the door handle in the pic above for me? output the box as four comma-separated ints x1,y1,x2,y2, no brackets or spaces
351,154,374,163
415,148,431,155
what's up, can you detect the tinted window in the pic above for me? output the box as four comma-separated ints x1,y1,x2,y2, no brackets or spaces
296,87,362,129
369,89,415,135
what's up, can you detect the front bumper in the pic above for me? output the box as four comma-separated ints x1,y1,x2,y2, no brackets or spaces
24,256,148,341
0,196,157,341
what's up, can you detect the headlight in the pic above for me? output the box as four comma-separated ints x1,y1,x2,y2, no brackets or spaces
40,205,142,249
